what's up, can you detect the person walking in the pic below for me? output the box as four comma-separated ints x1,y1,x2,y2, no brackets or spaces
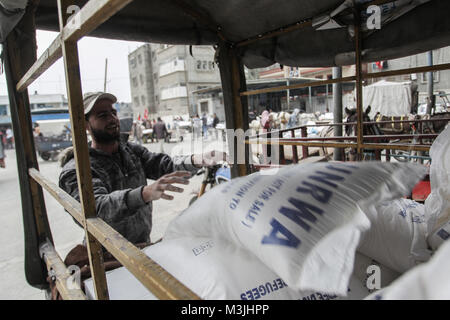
6,127,13,149
192,114,202,140
287,108,300,129
202,113,208,139
0,129,5,168
133,120,144,145
212,113,220,140
153,117,168,153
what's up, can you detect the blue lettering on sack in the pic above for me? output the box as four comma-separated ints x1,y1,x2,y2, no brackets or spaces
240,278,287,300
279,198,323,232
308,170,345,188
296,182,333,203
437,228,449,240
302,292,338,300
261,219,301,248
258,163,357,247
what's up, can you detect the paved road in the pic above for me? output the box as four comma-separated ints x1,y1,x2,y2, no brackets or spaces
0,134,227,299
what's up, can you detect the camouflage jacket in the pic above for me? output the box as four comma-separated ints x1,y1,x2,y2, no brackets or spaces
59,142,198,244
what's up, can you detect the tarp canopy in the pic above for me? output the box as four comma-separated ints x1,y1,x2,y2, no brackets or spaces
3,0,450,68
363,80,415,118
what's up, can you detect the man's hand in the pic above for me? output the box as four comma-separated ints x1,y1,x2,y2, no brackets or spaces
192,150,228,168
142,171,190,202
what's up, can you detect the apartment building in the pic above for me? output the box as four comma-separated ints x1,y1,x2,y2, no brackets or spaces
128,44,221,119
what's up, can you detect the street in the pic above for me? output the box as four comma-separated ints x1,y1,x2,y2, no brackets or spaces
0,133,227,299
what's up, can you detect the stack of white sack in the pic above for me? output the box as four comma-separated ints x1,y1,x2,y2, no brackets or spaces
84,237,398,300
165,161,426,296
357,198,432,273
365,239,450,300
424,125,450,251
362,125,450,299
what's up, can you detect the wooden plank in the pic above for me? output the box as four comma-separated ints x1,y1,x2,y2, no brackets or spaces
29,168,201,300
218,42,250,177
87,218,200,300
240,76,356,96
39,241,87,300
16,36,62,92
61,0,134,43
57,0,109,300
29,168,84,224
16,0,134,92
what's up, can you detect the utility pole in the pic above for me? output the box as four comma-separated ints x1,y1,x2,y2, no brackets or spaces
103,58,108,92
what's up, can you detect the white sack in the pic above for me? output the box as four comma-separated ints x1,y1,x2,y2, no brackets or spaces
84,237,377,300
352,252,400,294
358,199,433,273
365,239,450,300
166,162,426,295
425,125,450,250
363,80,412,119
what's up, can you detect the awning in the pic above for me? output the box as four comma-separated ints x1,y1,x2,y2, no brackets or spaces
4,0,450,68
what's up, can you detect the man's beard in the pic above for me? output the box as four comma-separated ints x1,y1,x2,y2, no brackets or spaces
90,127,120,144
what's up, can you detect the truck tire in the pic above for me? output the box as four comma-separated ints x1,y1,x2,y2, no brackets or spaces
40,151,51,161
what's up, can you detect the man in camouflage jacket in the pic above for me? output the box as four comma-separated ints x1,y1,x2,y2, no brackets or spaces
59,92,226,244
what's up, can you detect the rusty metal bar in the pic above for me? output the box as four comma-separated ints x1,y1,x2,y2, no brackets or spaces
240,76,356,97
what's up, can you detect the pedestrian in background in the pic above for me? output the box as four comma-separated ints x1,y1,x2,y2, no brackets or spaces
0,129,5,168
192,114,202,140
212,113,220,140
202,113,208,139
6,127,13,149
153,117,168,153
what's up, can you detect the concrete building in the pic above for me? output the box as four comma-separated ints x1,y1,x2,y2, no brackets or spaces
128,44,222,120
128,44,157,118
368,46,450,105
193,63,357,116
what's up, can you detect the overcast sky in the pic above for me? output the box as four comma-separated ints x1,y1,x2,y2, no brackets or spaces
0,30,146,103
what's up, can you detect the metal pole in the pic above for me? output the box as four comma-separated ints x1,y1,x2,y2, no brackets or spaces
354,3,364,160
103,58,108,92
286,79,290,110
333,67,343,161
426,51,434,115
309,86,312,112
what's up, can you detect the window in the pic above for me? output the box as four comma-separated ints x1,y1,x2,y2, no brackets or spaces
134,97,140,107
0,105,7,116
130,58,137,69
137,54,142,65
132,77,138,87
141,95,146,106
196,60,215,71
139,74,144,85
421,71,439,83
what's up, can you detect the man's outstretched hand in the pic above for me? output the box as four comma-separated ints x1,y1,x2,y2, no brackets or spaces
192,150,228,168
142,171,191,202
